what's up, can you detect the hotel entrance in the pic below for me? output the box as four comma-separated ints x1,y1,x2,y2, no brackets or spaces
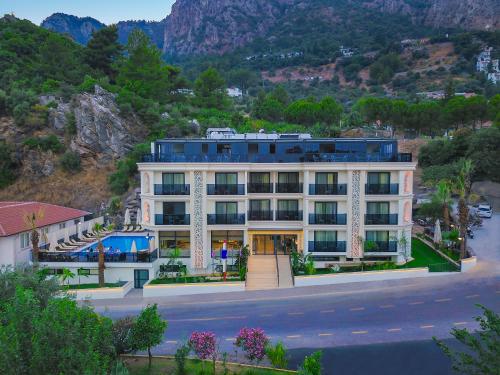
249,230,303,255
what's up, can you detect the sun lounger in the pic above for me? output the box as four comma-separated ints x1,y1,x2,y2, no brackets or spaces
134,226,144,232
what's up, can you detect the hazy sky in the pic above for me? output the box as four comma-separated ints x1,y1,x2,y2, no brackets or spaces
0,0,176,25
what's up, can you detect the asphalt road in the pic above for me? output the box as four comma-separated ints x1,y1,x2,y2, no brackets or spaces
92,214,500,374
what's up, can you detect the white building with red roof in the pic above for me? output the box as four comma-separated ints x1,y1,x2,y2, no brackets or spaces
0,201,90,266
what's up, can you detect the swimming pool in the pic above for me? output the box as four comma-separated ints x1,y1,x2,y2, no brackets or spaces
83,235,153,252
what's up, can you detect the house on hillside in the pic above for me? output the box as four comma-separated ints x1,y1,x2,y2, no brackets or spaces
476,47,500,84
227,87,243,98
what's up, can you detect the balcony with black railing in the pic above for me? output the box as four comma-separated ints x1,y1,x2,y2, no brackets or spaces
154,184,190,195
309,213,347,225
247,210,273,221
364,214,398,225
275,210,303,221
39,249,159,263
309,184,347,195
207,184,245,195
247,183,273,194
308,241,346,252
155,214,190,225
275,183,303,194
365,183,399,195
364,241,398,252
207,213,246,225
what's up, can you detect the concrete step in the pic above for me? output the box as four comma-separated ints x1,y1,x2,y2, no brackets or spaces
277,255,294,288
246,256,279,290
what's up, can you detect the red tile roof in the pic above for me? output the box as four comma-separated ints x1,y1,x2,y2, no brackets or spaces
0,202,90,237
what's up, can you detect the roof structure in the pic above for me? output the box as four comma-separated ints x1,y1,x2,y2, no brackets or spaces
0,201,89,237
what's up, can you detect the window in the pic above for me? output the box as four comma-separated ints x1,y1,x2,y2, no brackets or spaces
217,144,232,154
367,172,390,185
319,143,335,153
248,143,258,154
216,202,238,215
162,173,185,185
367,202,389,215
163,202,185,215
315,231,337,242
215,173,237,185
278,200,298,211
278,172,299,184
315,172,337,185
249,200,270,212
173,143,184,153
249,172,270,184
367,143,380,154
59,223,66,230
366,231,389,242
159,231,190,257
285,145,302,154
211,230,244,257
20,232,30,248
202,143,208,153
77,268,99,276
270,144,276,154
315,202,337,215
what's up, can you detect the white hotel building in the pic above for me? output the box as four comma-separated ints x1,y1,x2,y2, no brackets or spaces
138,129,416,274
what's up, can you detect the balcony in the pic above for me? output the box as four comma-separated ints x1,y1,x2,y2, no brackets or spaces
364,241,398,252
365,183,399,195
207,184,245,195
309,213,347,225
154,184,190,195
309,184,347,195
276,210,303,221
247,210,273,221
155,214,190,225
275,183,303,194
308,241,346,252
39,249,159,263
247,183,273,194
207,213,245,225
365,214,398,225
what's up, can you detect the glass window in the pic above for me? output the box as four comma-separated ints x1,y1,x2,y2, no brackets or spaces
278,200,298,211
217,144,232,154
162,173,185,185
367,202,389,214
366,231,389,241
319,143,335,153
20,232,30,248
215,202,238,215
202,143,208,153
367,172,390,185
163,202,185,215
285,145,302,154
249,200,270,211
278,172,299,184
248,143,258,154
367,143,380,153
249,172,270,184
315,231,337,242
173,144,184,153
270,144,276,154
315,172,337,185
315,202,337,215
215,173,237,185
59,223,66,229
211,230,244,257
159,231,190,257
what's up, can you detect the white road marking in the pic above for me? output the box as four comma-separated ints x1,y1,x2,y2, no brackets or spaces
453,322,467,326
286,335,301,339
435,298,452,303
320,309,336,313
420,325,435,329
165,340,178,344
379,304,395,309
387,328,402,332
288,312,304,316
409,301,424,305
225,338,236,341
350,307,365,311
318,333,333,337
465,294,480,299
352,330,368,334
260,314,273,317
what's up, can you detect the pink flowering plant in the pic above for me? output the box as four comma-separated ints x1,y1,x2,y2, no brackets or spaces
234,327,269,362
188,331,217,360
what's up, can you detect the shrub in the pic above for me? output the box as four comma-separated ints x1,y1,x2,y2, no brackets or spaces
65,112,77,136
112,316,135,355
235,328,269,362
23,134,64,153
297,350,322,375
59,151,81,173
266,341,288,369
188,331,216,360
0,141,19,188
174,343,190,375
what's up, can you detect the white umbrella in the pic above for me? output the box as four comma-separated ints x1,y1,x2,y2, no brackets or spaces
49,232,57,252
433,219,442,244
130,240,137,253
77,222,83,239
124,208,131,227
64,227,70,243
136,208,142,226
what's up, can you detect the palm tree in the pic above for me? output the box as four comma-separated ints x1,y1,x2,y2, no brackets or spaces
93,222,106,287
455,159,474,259
433,180,452,231
23,208,45,268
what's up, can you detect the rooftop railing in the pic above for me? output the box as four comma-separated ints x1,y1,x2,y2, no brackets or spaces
39,249,159,263
308,241,346,252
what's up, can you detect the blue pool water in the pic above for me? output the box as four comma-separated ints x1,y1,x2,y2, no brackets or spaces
83,235,152,252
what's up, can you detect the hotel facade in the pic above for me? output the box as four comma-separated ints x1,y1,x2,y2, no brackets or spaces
138,129,416,274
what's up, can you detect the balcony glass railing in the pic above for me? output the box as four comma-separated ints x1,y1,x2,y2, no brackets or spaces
247,210,273,221
155,214,190,225
275,210,303,221
247,183,273,193
364,241,398,252
39,249,159,263
309,213,347,225
207,213,245,225
365,183,399,195
207,184,245,195
275,183,303,193
364,214,398,225
154,184,190,195
309,184,347,195
308,241,346,252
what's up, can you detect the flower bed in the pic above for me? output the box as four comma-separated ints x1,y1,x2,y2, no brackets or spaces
67,281,126,289
150,273,241,285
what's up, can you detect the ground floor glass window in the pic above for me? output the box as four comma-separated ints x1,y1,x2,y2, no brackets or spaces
159,231,190,257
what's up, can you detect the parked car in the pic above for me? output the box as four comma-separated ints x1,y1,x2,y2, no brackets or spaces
477,204,492,218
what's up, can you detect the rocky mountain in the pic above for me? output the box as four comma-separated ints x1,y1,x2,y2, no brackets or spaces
41,13,166,48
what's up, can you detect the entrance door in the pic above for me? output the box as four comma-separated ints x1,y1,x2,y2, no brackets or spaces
252,234,298,255
134,269,149,288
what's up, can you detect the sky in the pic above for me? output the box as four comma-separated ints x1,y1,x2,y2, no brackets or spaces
0,0,176,25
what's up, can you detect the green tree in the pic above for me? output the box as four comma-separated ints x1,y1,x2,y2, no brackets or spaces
130,304,167,368
284,97,318,126
434,305,500,375
354,97,392,126
85,25,123,79
194,67,230,110
465,95,488,130
93,222,106,287
59,151,81,173
455,159,473,259
433,180,452,231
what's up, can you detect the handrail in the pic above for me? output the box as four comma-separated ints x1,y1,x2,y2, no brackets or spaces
288,253,295,286
275,251,280,288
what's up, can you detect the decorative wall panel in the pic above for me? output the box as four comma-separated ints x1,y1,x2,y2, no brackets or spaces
350,171,362,258
193,171,204,269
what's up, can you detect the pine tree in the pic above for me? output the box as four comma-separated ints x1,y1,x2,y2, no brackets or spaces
85,25,123,80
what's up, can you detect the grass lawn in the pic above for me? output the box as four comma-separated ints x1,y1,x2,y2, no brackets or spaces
67,281,126,289
404,238,446,268
123,356,294,375
150,275,241,285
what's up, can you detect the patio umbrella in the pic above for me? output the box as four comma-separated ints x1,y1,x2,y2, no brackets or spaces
136,208,142,226
433,219,442,244
124,208,131,227
64,227,70,244
49,232,57,252
130,240,137,253
77,221,83,239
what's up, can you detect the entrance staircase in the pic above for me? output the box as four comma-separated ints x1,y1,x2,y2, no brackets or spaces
246,255,294,290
